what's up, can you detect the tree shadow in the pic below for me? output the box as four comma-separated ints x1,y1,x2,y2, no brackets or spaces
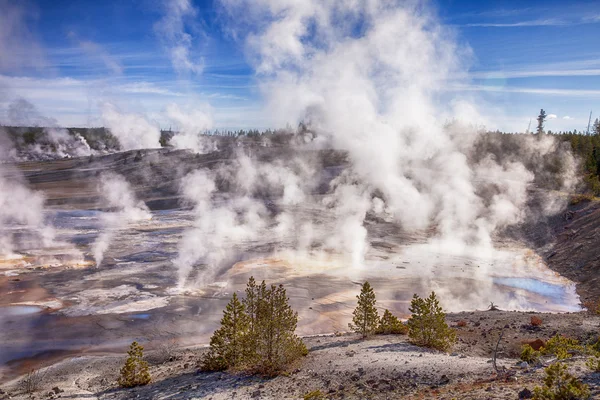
367,341,431,354
309,338,363,352
91,371,266,400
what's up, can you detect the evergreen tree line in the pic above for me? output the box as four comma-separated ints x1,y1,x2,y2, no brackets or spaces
348,282,456,351
117,279,458,387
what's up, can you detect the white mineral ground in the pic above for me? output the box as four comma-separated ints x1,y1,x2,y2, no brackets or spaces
0,203,581,383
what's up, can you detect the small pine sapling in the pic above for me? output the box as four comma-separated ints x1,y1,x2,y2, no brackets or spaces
118,341,151,388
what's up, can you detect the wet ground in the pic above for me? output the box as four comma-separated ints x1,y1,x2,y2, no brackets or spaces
0,149,584,383
0,205,581,382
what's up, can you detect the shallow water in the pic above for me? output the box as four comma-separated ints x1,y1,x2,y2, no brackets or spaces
0,207,582,375
0,305,42,317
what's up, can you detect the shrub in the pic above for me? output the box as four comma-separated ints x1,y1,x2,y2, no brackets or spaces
348,281,379,339
586,354,600,372
118,341,151,388
456,320,468,328
521,344,542,365
531,316,543,327
303,389,326,400
376,309,408,334
21,368,45,395
533,362,590,399
407,292,456,351
582,299,600,315
155,338,177,364
542,335,583,360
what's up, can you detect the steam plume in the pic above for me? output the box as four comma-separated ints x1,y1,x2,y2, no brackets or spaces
171,0,577,293
101,103,161,151
92,173,151,266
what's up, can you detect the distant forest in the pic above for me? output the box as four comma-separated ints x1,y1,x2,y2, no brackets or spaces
2,120,600,195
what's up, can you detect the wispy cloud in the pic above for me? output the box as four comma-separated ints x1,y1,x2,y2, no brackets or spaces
470,68,600,79
547,114,557,119
451,84,600,97
117,82,184,96
0,0,46,73
463,18,568,27
563,116,573,120
456,8,532,19
154,0,203,76
68,32,123,75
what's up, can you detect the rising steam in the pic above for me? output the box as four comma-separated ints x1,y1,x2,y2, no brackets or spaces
172,0,576,290
92,173,151,266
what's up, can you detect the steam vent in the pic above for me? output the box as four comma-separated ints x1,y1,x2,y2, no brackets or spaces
1,0,599,398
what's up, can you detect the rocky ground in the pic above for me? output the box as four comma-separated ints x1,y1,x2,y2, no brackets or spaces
1,310,599,400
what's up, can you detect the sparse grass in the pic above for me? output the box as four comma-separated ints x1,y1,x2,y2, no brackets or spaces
303,389,326,400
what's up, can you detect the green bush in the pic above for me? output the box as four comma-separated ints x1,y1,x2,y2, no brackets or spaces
376,309,408,335
533,362,590,399
118,341,151,387
521,344,542,364
542,335,583,360
586,354,600,372
407,292,456,351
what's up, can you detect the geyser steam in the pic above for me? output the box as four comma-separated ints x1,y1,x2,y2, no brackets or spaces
172,0,576,291
92,173,151,266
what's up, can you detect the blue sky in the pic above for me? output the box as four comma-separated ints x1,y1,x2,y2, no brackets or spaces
0,0,599,132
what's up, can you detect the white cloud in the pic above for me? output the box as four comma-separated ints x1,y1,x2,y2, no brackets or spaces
154,0,203,75
547,114,557,119
563,116,573,120
463,18,568,27
0,0,46,73
70,34,123,75
470,68,600,79
451,84,600,97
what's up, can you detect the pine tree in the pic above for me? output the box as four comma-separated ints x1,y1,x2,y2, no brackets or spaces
118,341,151,387
537,109,547,135
533,362,590,399
407,292,456,351
202,292,250,371
349,281,379,338
244,276,258,335
377,309,408,334
593,118,600,136
253,283,307,376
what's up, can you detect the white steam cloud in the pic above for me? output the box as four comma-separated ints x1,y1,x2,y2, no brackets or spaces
0,163,53,257
92,173,151,266
101,103,161,151
166,103,216,153
171,0,577,292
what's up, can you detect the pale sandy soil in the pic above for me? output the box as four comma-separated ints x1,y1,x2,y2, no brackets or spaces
2,310,599,400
